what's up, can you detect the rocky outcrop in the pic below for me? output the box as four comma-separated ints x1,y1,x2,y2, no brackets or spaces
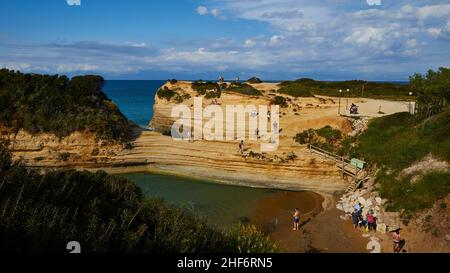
336,181,396,234
3,81,413,194
1,128,124,168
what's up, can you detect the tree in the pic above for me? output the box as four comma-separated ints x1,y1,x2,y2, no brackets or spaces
411,67,450,118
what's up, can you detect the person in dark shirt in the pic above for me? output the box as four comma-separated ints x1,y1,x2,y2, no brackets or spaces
351,209,360,229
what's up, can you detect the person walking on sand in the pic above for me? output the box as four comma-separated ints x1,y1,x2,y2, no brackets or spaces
293,208,300,231
393,229,402,253
351,209,360,229
239,140,244,155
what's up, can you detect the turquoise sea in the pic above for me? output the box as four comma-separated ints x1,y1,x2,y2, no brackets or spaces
103,80,165,127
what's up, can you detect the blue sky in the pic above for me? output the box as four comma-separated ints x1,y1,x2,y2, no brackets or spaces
0,0,449,80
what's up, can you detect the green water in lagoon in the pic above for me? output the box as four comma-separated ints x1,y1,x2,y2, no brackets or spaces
121,172,298,227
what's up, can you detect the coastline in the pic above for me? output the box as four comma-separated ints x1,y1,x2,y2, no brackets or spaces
95,163,346,194
96,164,338,210
1,80,426,253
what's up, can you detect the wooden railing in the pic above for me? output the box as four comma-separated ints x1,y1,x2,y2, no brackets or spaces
309,144,369,192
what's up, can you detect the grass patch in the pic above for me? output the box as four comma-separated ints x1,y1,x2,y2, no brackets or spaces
246,77,262,84
192,81,220,96
204,90,221,99
225,83,262,96
278,79,315,97
294,126,342,152
174,93,191,103
355,110,450,216
157,86,177,101
356,111,450,170
376,170,450,217
316,125,342,142
157,87,190,103
271,96,288,108
277,78,411,100
0,69,135,142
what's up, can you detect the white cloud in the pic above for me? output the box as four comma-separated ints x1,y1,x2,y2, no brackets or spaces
211,9,220,17
2,63,31,71
406,39,417,48
57,64,98,72
269,35,284,45
344,27,384,45
244,39,256,48
130,43,147,48
66,0,81,6
417,4,450,21
427,28,442,38
196,6,208,16
366,0,381,6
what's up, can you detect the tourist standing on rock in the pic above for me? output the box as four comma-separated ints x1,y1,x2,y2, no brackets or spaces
293,208,300,231
393,229,402,253
354,202,362,215
367,212,376,232
239,140,244,155
351,209,360,229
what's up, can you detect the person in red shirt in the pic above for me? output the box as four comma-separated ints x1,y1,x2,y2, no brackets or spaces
366,212,376,232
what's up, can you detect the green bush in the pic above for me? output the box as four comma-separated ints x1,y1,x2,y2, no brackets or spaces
225,224,278,253
0,145,277,253
376,170,450,217
316,125,342,142
192,81,220,96
277,78,411,100
174,93,191,103
356,109,450,216
278,80,315,97
357,111,449,170
157,86,177,101
337,137,358,157
225,83,262,96
247,77,262,84
204,90,221,99
0,69,134,143
410,67,449,118
294,129,315,144
294,126,342,149
271,96,288,108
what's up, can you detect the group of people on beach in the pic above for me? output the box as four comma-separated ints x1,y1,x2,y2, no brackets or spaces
351,202,377,232
351,202,405,253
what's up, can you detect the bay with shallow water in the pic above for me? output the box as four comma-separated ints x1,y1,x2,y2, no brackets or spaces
105,80,323,229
